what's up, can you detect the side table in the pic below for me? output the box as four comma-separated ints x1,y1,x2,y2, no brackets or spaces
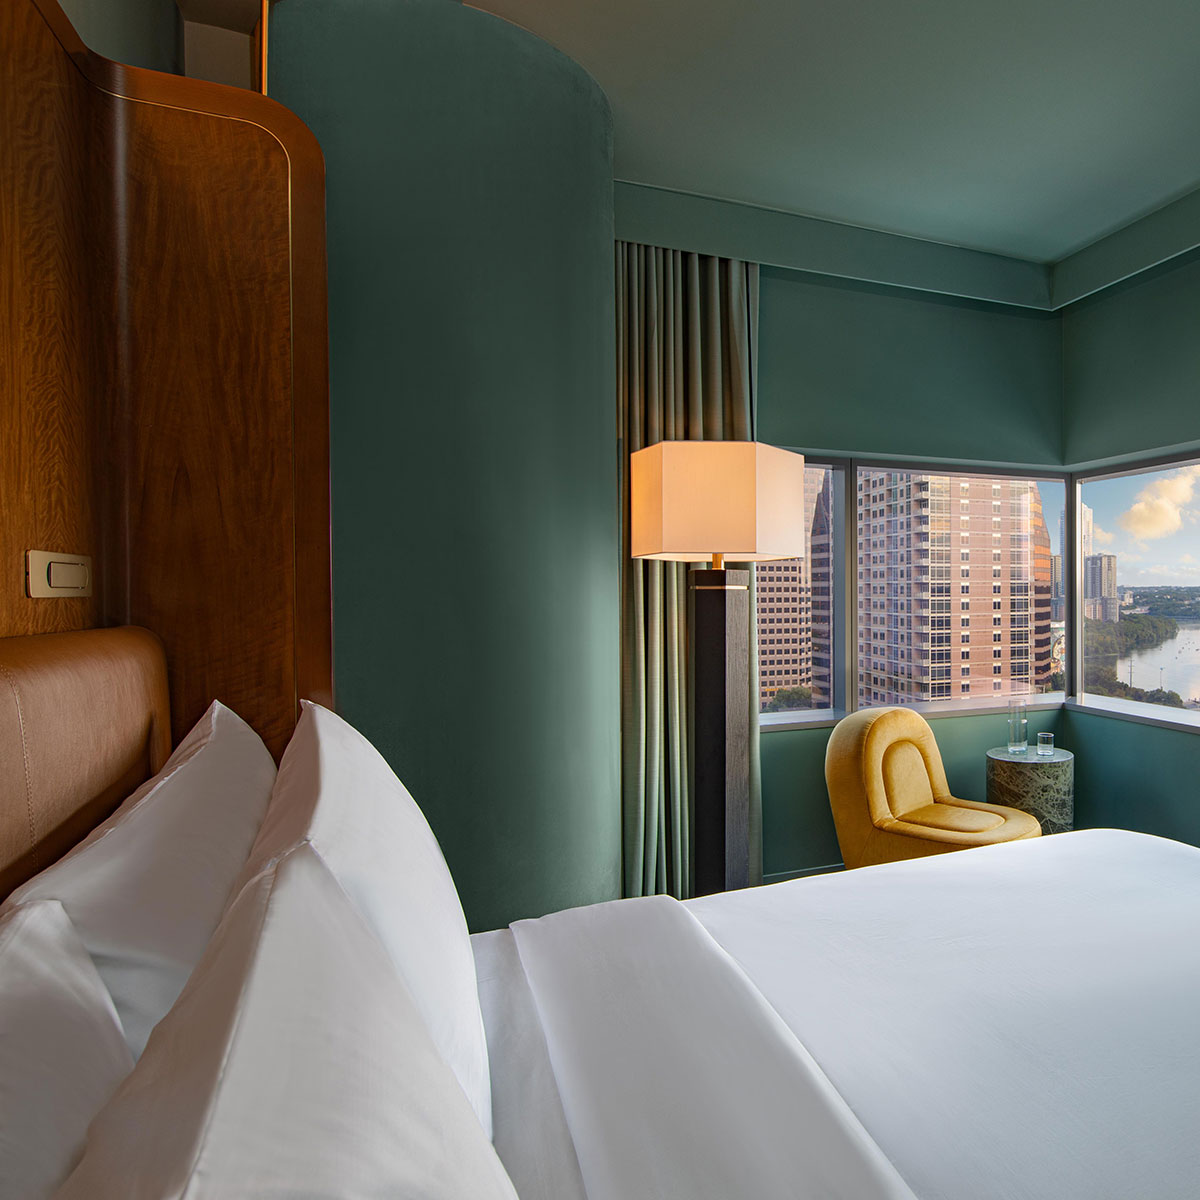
985,747,1074,835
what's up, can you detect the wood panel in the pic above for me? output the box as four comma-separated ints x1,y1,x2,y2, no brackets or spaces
2,0,332,759
0,0,105,635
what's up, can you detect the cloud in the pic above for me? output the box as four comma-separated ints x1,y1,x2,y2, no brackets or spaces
1092,524,1115,545
1118,466,1200,541
1131,562,1200,583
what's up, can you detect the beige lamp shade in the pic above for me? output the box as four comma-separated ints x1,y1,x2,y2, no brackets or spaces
630,441,807,562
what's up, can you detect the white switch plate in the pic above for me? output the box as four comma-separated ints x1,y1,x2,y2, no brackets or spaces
26,550,92,598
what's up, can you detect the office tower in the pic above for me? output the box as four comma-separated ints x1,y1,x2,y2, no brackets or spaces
807,470,835,705
1050,553,1064,621
757,554,808,706
857,472,1052,704
1058,503,1093,558
1030,488,1054,688
1084,553,1119,622
757,467,834,709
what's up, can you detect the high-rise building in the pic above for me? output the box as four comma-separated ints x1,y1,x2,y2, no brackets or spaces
1030,487,1054,688
756,554,808,706
757,467,834,709
1050,553,1064,621
1058,503,1093,558
1084,553,1119,622
807,471,835,706
857,472,1053,705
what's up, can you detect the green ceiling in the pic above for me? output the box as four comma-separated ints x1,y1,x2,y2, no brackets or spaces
471,0,1200,264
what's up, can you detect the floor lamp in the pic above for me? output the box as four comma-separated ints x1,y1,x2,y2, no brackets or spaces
630,441,807,896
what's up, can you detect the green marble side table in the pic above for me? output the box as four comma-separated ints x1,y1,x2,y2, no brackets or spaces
985,746,1074,835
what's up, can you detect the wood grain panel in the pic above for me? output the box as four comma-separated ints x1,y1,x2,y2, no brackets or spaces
0,0,105,635
3,0,332,759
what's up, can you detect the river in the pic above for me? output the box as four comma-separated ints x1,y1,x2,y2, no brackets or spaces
1114,619,1200,704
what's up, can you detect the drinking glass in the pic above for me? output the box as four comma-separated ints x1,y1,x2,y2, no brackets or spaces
1006,699,1028,754
1037,732,1054,756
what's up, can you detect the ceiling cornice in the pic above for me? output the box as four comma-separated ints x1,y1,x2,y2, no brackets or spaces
617,181,1200,312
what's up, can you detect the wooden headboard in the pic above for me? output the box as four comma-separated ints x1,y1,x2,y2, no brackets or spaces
1,0,332,760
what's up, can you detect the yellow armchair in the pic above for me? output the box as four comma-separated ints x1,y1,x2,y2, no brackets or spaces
825,707,1040,869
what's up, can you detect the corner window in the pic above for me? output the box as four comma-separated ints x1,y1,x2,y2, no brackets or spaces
1079,461,1200,711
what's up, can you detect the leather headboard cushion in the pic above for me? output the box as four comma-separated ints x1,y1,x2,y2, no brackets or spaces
0,627,170,898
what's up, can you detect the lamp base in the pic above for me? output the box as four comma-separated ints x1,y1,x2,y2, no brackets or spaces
689,568,750,897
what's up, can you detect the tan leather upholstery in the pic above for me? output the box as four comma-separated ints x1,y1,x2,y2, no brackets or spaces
825,706,1041,869
0,627,170,897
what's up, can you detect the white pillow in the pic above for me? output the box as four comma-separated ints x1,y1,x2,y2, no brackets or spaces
0,900,133,1199
5,700,276,1058
237,700,492,1135
56,843,520,1200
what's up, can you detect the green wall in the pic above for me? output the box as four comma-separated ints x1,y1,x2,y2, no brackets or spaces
763,710,1062,877
760,226,1200,879
1060,710,1200,843
758,267,1064,467
58,0,179,73
1054,247,1200,848
272,0,620,932
1063,248,1200,469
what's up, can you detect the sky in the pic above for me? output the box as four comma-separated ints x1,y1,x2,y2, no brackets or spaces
1078,465,1200,587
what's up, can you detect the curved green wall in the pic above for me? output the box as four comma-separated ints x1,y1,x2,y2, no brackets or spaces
58,0,179,73
272,0,620,931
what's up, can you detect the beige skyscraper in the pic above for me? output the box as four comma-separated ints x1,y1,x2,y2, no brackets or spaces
1084,553,1119,622
857,472,1053,704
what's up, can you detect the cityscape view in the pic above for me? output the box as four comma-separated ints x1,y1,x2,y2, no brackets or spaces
758,467,1065,712
1080,464,1200,710
759,461,1200,714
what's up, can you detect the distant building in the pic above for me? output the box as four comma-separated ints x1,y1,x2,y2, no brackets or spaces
857,473,1051,704
760,471,1056,708
757,469,832,708
757,555,808,706
1120,588,1136,607
1050,553,1064,621
1058,503,1093,559
1084,553,1119,622
807,471,835,705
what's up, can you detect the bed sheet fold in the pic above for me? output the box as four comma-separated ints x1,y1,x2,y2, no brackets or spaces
510,894,918,1200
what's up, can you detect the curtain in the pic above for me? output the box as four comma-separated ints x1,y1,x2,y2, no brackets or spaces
617,242,762,900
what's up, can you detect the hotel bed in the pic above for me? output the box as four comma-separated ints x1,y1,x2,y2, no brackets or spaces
479,829,1200,1200
3,626,1199,1199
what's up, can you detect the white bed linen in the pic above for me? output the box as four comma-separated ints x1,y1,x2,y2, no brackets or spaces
473,929,590,1200
509,894,918,1200
687,829,1200,1200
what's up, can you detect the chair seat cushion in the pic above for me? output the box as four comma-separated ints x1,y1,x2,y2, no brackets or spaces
899,803,1006,834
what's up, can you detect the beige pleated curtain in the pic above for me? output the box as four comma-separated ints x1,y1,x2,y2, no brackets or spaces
617,242,762,899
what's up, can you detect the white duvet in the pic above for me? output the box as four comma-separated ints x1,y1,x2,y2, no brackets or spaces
475,829,1200,1200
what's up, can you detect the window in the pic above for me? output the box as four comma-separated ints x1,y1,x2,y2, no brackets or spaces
758,463,1066,718
756,463,842,714
1079,460,1200,711
855,468,1063,709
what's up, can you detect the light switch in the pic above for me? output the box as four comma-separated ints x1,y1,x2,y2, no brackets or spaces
26,551,92,598
49,560,89,590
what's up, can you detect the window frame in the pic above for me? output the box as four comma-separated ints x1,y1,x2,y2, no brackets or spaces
764,448,1200,734
1065,451,1200,733
761,454,1070,731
